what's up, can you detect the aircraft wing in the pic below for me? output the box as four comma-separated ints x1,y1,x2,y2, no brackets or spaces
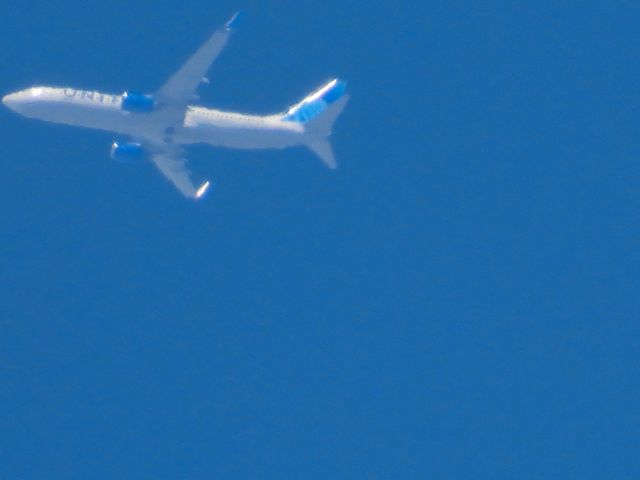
155,12,242,109
151,150,210,199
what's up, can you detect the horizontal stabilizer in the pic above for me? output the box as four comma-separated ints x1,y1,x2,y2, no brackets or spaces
307,140,337,169
303,91,349,169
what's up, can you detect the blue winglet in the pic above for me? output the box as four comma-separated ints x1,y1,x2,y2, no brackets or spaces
225,11,245,31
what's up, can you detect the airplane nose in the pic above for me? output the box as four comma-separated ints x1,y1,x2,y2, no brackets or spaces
2,92,23,112
2,93,17,108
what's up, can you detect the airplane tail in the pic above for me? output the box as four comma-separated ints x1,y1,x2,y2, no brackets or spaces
281,79,349,169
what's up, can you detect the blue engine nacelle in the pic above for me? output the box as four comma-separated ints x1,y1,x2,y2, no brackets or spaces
121,91,155,113
110,141,146,163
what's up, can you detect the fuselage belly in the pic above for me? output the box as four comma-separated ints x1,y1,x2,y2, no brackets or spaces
5,86,304,151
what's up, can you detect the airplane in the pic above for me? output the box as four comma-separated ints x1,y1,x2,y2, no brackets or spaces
1,12,349,199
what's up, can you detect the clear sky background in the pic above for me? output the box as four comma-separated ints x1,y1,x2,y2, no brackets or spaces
1,1,639,478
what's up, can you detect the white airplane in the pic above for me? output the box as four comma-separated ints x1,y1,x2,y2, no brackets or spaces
2,12,349,199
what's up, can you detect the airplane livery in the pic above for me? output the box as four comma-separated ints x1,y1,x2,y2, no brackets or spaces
2,13,349,199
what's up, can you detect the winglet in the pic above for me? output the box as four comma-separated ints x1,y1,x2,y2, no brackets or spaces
195,180,211,199
225,11,245,31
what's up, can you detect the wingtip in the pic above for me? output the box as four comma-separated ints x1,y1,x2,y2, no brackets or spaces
195,180,211,199
225,11,245,31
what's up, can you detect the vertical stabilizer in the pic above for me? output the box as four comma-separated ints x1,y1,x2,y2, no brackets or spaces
282,79,347,124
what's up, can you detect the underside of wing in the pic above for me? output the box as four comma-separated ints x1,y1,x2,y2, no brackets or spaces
151,151,210,199
155,12,242,110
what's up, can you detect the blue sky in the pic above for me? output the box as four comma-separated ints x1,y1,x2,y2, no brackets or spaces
1,1,639,478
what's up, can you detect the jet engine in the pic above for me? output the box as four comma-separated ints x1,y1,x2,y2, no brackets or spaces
110,141,146,162
121,91,155,113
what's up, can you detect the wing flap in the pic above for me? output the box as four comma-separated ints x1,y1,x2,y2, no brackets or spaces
151,151,210,199
155,13,241,108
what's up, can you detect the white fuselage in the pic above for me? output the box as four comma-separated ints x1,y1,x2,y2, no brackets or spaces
2,86,305,150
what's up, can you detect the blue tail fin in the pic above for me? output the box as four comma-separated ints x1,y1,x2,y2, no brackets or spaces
282,79,347,124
